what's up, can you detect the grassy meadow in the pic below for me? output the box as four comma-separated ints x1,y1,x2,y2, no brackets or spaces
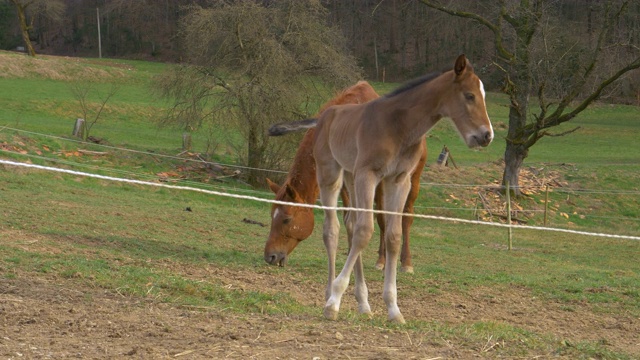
1,51,639,358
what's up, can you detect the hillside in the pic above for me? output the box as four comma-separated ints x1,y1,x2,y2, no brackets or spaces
1,52,639,359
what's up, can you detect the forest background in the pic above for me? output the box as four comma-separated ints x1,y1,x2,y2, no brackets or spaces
2,0,639,102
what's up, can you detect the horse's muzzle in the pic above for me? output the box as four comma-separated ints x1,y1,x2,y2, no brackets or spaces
264,252,288,267
470,129,493,148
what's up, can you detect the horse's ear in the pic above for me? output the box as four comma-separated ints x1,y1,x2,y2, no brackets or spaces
284,183,301,201
454,54,467,76
266,178,281,194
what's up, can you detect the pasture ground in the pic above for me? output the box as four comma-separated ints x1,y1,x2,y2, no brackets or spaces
1,51,639,359
2,236,638,359
1,165,639,359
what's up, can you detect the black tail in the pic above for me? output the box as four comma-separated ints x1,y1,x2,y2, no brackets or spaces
268,118,318,136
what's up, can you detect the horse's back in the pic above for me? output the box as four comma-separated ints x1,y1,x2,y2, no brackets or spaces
314,103,371,172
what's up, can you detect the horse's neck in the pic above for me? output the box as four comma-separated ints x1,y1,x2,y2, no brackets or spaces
378,76,449,144
284,129,319,204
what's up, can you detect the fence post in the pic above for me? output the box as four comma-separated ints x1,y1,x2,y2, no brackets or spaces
72,118,85,139
544,184,550,226
506,181,513,250
182,132,192,151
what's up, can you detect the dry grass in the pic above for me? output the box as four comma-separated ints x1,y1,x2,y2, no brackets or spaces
0,51,131,82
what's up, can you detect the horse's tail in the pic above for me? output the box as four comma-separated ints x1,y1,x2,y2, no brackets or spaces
268,118,318,136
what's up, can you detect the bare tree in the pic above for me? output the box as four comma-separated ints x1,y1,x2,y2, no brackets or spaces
418,0,640,196
156,0,361,186
6,0,63,56
70,82,119,141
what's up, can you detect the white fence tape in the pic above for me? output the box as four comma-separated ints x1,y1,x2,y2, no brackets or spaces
1,159,639,241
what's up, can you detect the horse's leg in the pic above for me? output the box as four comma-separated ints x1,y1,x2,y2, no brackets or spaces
399,164,422,274
324,171,376,321
381,175,412,324
317,165,344,302
374,186,387,270
343,173,371,316
340,185,351,257
400,139,426,273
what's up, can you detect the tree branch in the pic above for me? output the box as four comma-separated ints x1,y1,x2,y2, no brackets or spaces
551,56,640,127
416,0,514,61
547,1,629,120
541,127,581,137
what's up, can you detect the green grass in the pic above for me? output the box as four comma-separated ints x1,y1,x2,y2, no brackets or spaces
1,167,638,358
1,52,639,358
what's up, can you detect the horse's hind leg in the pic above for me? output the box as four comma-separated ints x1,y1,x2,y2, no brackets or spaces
343,173,371,316
374,186,387,270
401,139,426,273
381,176,412,324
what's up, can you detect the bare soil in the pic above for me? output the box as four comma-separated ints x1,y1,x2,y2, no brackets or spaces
2,261,639,359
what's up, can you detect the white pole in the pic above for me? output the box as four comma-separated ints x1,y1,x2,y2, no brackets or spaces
97,7,102,58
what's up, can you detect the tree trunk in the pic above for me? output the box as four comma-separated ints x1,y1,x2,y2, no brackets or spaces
246,126,262,187
502,141,527,196
11,0,36,57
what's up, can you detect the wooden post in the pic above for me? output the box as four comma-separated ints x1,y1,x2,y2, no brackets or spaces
436,146,449,166
544,184,550,226
97,8,102,59
506,181,513,250
182,132,192,151
446,147,459,169
473,197,479,219
72,118,85,139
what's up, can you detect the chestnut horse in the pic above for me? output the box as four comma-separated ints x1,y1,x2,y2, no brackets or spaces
265,81,427,273
270,55,493,323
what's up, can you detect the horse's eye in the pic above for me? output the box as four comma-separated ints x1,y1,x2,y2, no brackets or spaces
464,93,475,101
283,218,292,225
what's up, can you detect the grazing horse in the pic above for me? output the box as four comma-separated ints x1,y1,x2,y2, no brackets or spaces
264,81,427,276
269,55,493,323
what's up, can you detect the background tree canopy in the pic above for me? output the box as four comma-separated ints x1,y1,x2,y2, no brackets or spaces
155,0,361,186
2,0,639,188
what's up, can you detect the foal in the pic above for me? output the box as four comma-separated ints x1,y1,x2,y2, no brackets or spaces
271,55,492,323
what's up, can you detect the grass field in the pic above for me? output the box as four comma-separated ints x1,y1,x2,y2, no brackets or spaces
1,51,639,358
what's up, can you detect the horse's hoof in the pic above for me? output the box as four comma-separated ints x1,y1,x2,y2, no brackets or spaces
361,311,373,319
400,266,414,274
389,313,406,324
358,305,372,317
375,262,385,271
323,306,339,321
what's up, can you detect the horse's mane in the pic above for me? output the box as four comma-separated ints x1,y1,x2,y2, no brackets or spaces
384,72,441,98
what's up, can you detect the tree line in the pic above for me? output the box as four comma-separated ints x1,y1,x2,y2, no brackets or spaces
3,1,639,101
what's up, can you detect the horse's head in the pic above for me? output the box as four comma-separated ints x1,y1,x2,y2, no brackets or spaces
443,54,493,148
264,178,315,267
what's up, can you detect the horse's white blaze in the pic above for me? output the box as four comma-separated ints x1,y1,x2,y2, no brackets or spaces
479,80,494,137
273,208,281,220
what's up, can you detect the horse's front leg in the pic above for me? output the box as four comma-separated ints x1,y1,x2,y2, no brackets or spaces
324,171,376,321
318,169,343,302
381,175,412,324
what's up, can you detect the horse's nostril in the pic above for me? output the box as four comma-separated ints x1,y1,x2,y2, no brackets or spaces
265,252,286,266
484,131,492,142
265,254,277,265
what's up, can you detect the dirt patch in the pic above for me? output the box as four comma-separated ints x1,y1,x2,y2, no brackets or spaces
2,261,639,359
0,276,458,359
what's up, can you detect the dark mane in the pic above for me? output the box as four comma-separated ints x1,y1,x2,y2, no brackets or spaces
384,72,441,98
